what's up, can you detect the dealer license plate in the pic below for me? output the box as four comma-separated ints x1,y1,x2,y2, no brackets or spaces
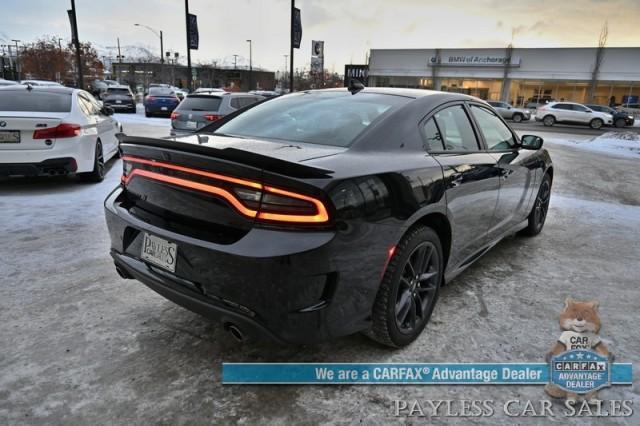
186,121,198,129
0,131,20,143
161,106,168,111
116,100,122,104
141,233,178,273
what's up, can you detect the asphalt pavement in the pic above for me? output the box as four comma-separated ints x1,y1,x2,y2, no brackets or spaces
1,119,639,424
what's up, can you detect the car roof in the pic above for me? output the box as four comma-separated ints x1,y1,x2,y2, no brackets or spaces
0,85,77,95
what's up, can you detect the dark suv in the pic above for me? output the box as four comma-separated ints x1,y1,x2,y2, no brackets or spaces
102,85,136,113
585,104,634,128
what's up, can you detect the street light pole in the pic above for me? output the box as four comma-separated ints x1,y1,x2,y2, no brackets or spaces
134,23,164,64
184,0,192,92
246,39,252,91
233,54,238,70
283,54,288,89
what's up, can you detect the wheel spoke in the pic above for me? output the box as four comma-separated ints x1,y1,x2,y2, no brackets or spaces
409,298,417,330
396,291,412,324
418,270,437,283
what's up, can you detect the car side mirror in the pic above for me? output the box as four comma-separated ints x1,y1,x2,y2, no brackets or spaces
101,106,115,116
585,109,592,113
507,106,511,109
521,135,543,150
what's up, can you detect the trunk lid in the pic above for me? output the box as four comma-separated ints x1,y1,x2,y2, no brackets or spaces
0,112,67,150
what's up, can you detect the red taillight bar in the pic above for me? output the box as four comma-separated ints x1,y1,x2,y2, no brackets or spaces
33,123,81,139
120,156,329,224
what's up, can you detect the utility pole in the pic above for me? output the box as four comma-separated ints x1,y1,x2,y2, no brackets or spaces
233,54,238,69
185,0,192,92
69,0,83,88
289,0,294,92
11,39,20,81
246,39,252,91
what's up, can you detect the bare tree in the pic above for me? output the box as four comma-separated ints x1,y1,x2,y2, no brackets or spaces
588,21,608,103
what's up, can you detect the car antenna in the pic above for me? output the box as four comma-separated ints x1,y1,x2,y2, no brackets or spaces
347,79,365,95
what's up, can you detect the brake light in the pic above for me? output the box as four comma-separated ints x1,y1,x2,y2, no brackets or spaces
146,96,156,102
33,123,81,139
204,114,222,121
170,112,180,120
121,156,330,224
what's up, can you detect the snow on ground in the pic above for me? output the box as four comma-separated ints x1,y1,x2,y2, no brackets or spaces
544,131,640,159
113,103,171,128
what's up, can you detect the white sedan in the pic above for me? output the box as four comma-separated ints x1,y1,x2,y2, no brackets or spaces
0,86,121,182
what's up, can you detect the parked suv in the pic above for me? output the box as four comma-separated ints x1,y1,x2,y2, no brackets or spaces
535,102,613,129
170,92,264,136
102,85,136,113
486,101,531,122
585,104,634,128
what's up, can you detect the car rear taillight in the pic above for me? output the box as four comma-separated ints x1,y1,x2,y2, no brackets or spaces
170,112,180,120
146,96,156,102
33,123,81,139
121,156,330,224
204,114,222,121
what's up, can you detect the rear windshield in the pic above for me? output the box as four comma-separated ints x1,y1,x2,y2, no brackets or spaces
177,96,222,111
0,91,72,112
212,91,410,147
107,88,131,95
149,88,174,96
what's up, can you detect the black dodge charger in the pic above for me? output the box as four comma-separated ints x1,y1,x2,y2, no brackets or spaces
105,87,553,347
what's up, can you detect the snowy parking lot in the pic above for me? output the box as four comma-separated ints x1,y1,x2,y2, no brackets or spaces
1,118,639,424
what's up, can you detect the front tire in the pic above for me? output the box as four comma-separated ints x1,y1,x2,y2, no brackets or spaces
614,118,626,128
512,113,523,123
368,226,443,347
543,115,555,127
78,140,105,183
520,173,552,237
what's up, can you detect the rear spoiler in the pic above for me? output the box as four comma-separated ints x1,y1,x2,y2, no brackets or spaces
117,134,334,179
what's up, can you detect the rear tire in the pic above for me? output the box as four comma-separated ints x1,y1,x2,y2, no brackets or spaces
367,226,443,347
520,173,551,237
614,118,626,128
145,111,151,118
512,113,523,123
543,115,555,127
589,118,603,130
78,140,105,183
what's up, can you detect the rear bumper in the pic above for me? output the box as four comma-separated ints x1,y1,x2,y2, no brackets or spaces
145,104,178,114
106,102,135,110
0,136,96,173
0,157,77,176
104,187,393,343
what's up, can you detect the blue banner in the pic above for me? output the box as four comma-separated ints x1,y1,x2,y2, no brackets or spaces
222,363,633,385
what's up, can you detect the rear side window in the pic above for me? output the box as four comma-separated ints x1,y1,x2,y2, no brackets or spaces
421,118,444,151
0,91,72,112
177,96,222,111
572,104,588,112
432,105,479,151
552,103,572,110
470,105,516,150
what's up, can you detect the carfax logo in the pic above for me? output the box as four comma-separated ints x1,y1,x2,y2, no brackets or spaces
545,298,612,402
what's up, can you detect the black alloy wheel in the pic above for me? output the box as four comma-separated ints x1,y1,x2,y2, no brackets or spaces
521,173,551,236
78,140,105,183
368,226,443,347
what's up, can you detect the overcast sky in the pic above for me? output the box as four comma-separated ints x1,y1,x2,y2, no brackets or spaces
1,0,639,73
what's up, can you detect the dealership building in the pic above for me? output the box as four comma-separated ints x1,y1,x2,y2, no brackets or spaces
368,47,640,106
